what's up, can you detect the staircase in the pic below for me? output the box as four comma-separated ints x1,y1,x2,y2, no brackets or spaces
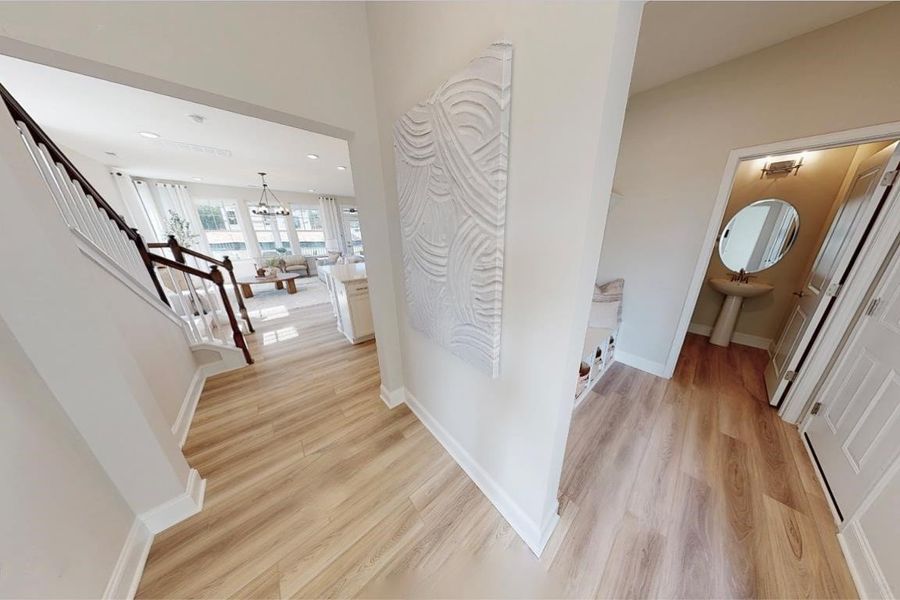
0,83,253,364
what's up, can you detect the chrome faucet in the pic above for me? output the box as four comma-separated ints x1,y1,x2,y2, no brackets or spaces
730,269,750,283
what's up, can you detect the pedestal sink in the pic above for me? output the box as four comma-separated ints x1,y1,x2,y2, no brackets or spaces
708,277,774,347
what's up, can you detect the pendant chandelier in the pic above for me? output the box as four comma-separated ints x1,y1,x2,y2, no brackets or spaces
250,172,290,219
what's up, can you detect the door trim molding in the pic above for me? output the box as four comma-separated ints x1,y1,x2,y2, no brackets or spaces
665,122,900,423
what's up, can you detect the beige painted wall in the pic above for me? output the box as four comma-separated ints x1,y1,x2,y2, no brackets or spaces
366,1,641,549
596,2,900,373
691,144,856,341
0,315,134,598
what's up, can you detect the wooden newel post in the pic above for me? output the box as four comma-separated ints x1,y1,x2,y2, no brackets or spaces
222,255,254,333
210,265,253,364
167,234,186,264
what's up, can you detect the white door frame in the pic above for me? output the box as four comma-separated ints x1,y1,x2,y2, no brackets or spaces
666,121,900,423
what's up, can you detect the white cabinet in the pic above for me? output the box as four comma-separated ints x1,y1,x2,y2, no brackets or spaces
320,263,374,344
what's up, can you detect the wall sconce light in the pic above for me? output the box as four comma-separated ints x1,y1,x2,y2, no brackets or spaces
761,154,804,177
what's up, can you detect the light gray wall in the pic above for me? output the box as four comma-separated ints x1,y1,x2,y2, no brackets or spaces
0,0,640,559
55,148,198,428
0,0,406,394
597,3,900,372
0,315,133,598
93,263,199,429
366,1,641,548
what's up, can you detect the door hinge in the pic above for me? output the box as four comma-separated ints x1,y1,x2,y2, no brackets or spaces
865,297,881,316
785,369,799,382
826,282,842,298
810,401,823,415
881,169,899,186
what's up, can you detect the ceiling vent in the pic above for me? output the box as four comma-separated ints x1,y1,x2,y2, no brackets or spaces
152,138,232,158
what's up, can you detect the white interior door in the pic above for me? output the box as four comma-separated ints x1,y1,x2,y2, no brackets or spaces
806,241,900,520
765,144,900,405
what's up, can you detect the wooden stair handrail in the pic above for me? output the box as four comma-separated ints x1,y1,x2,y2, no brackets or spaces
149,236,254,333
0,82,169,306
149,251,253,364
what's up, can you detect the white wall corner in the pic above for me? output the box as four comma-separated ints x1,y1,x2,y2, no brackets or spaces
615,350,670,379
379,384,406,409
103,519,153,600
687,322,773,353
403,389,559,556
171,367,207,448
138,468,205,534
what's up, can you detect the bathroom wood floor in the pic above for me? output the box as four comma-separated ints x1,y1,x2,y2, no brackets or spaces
136,303,857,599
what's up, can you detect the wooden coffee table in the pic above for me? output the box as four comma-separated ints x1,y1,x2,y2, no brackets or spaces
236,272,302,298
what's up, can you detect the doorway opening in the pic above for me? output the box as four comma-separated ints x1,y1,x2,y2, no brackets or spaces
684,140,898,407
0,52,375,348
668,124,900,424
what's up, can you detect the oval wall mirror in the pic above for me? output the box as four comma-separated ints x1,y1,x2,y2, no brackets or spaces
718,198,799,273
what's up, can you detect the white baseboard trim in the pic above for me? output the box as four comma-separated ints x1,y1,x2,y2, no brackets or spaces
138,468,206,534
403,388,558,557
173,353,246,447
800,432,880,599
172,368,207,448
104,519,153,600
688,322,773,352
839,520,891,599
615,350,669,379
379,384,406,409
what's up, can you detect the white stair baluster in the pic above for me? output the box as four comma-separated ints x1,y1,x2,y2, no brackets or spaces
52,162,92,235
59,171,102,249
75,184,118,261
15,124,74,227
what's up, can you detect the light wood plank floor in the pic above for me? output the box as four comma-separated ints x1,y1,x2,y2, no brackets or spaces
136,304,857,599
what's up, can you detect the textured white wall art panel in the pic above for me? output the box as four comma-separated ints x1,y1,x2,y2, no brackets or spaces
393,42,512,377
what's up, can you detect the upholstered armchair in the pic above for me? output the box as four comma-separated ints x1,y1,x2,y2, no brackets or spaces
278,255,311,277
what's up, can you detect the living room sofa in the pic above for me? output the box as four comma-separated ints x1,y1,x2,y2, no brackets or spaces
278,255,311,277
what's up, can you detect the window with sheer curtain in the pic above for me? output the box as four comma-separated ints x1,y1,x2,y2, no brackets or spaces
195,199,248,260
251,214,291,255
291,206,327,256
343,209,364,255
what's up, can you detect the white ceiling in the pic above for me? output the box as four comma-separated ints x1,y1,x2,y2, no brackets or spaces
0,54,355,196
630,1,887,95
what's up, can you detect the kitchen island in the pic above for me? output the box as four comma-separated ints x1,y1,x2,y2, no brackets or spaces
318,263,374,344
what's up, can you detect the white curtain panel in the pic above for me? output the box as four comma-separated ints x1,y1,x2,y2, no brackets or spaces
129,178,166,242
319,195,346,253
154,182,209,252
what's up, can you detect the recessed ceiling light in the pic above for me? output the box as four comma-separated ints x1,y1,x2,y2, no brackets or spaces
192,177,202,182
306,153,319,160
187,114,206,124
138,131,160,139
308,188,317,193
336,165,347,171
